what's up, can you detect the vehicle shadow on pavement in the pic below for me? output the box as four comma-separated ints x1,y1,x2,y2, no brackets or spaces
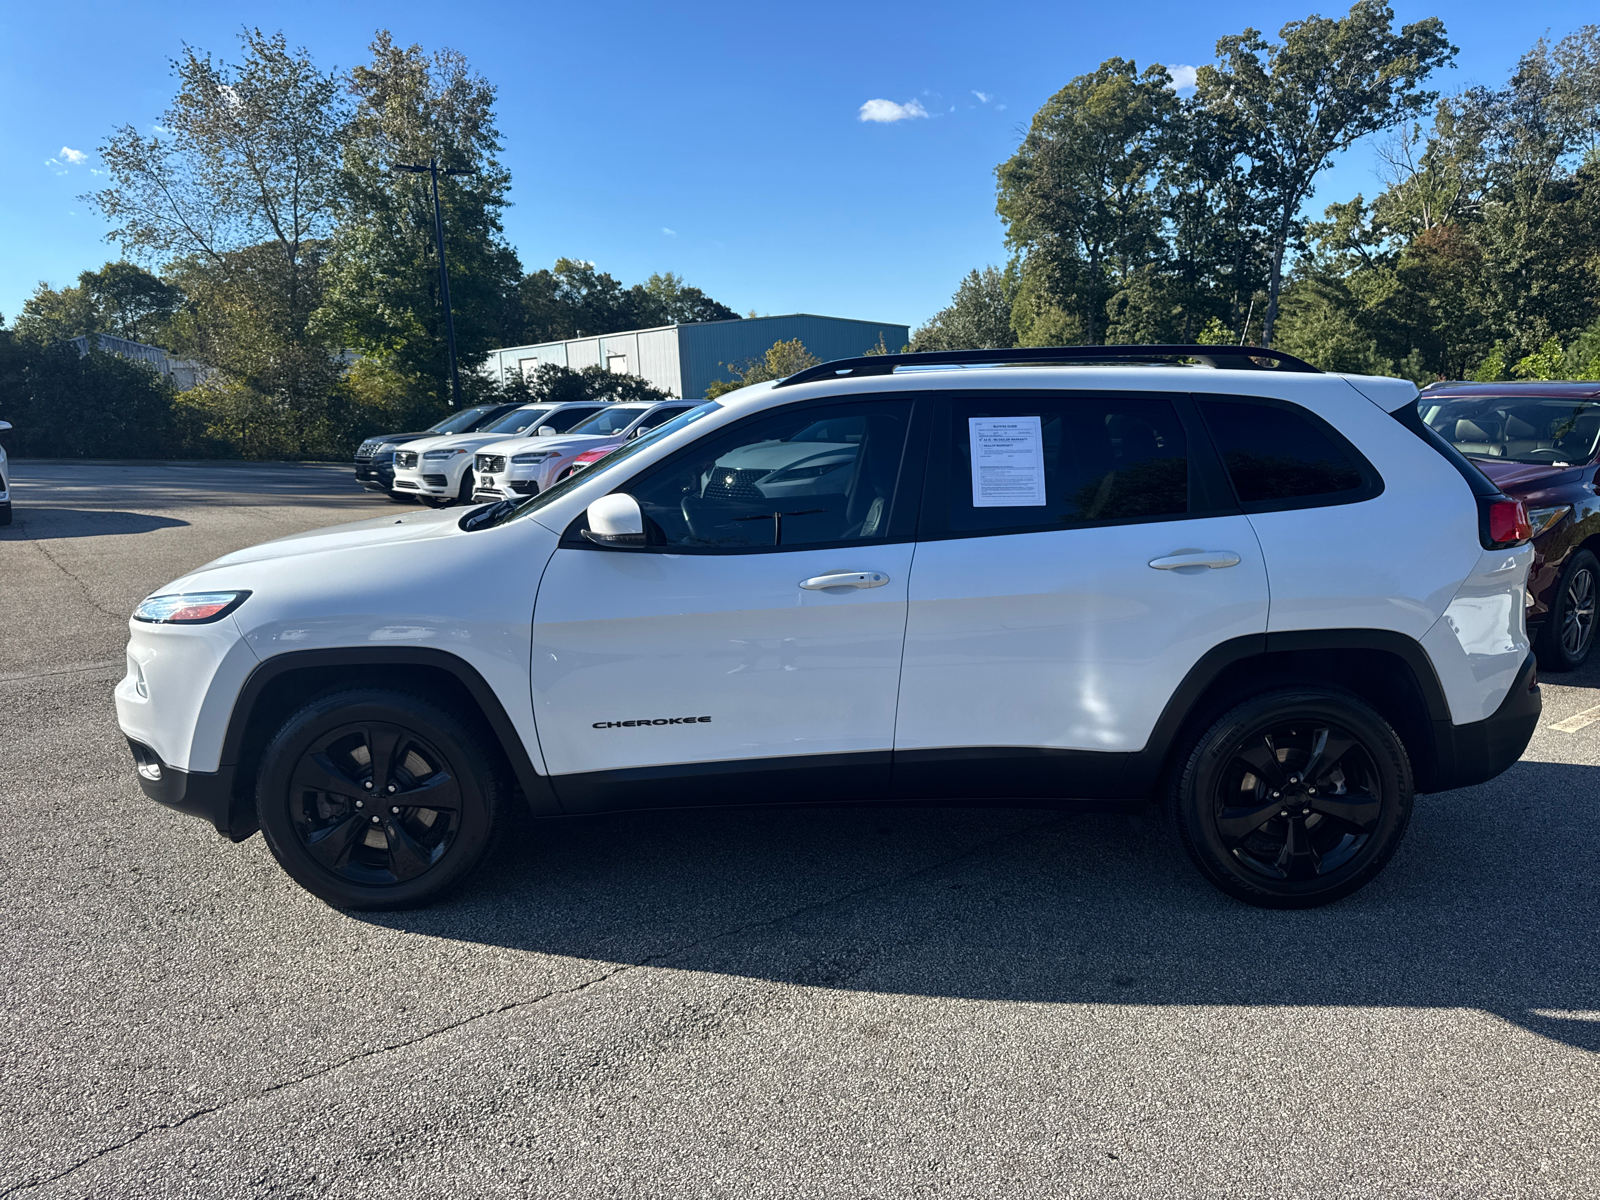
359,758,1600,1056
0,508,189,539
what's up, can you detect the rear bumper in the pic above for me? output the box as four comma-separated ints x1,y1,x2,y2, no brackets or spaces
127,738,254,841
1425,653,1541,792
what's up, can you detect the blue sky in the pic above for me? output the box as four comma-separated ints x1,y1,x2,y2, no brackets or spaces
1,0,1593,335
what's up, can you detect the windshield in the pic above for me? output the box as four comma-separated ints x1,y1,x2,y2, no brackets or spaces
568,405,651,436
1420,396,1600,466
462,402,722,531
483,405,554,436
429,406,495,435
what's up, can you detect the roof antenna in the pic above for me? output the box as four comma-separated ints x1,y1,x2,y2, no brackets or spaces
1239,298,1255,346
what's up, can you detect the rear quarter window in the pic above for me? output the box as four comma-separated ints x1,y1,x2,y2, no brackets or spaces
1198,399,1380,509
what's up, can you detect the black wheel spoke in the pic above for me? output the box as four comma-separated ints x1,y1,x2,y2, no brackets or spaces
1233,735,1287,787
1216,799,1284,844
303,812,367,871
291,752,364,799
381,815,436,881
1304,726,1355,784
1309,789,1383,832
395,770,460,811
365,725,403,790
1274,818,1323,880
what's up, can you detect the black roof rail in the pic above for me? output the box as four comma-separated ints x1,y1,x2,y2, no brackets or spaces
773,344,1322,389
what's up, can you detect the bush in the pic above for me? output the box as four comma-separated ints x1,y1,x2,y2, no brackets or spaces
0,334,177,457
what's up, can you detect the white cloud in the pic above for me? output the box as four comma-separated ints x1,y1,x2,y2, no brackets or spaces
661,227,677,237
1167,64,1199,90
60,146,87,165
972,90,992,104
858,98,928,124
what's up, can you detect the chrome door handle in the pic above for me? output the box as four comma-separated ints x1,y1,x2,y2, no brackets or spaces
799,571,890,590
1148,550,1242,570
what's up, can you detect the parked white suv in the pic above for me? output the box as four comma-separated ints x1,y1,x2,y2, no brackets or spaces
391,402,611,505
472,400,702,502
0,419,11,526
117,346,1541,912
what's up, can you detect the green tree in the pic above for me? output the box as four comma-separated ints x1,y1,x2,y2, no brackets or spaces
1195,1,1455,346
997,58,1175,345
15,262,185,348
89,28,348,454
500,361,673,406
911,266,1018,351
703,339,820,399
316,31,522,415
0,331,177,458
513,260,739,344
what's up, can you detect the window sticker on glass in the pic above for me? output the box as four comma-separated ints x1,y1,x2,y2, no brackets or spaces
969,416,1046,507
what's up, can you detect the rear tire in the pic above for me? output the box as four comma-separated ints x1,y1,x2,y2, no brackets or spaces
1535,549,1597,672
1168,687,1412,909
256,688,504,910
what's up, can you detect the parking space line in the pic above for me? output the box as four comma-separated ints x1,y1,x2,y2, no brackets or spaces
1549,704,1600,733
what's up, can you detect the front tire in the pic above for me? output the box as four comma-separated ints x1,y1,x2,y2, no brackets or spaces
1168,687,1412,909
0,502,11,527
256,688,504,909
1535,548,1597,672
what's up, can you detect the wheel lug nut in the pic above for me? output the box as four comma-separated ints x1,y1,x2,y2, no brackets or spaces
387,784,397,793
355,799,364,808
390,806,400,814
370,816,380,824
363,781,372,789
1271,791,1280,798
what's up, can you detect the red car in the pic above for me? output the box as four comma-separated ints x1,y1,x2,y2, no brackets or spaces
560,444,616,479
1418,381,1600,670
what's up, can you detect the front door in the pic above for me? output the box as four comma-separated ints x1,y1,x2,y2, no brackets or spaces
531,397,919,812
894,390,1270,799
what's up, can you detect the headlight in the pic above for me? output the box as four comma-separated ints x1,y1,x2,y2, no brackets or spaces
133,591,251,624
512,450,558,464
375,442,396,454
1526,504,1572,539
422,448,468,460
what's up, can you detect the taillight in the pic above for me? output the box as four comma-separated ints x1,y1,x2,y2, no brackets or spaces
1481,497,1532,549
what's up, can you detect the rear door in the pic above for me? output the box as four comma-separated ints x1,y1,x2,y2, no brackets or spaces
894,390,1270,799
530,396,922,812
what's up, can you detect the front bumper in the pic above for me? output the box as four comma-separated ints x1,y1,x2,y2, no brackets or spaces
127,738,254,840
1425,652,1541,792
354,459,395,491
392,471,454,497
473,476,538,502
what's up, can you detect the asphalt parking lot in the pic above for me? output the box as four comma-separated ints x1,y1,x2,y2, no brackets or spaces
3,459,1598,1198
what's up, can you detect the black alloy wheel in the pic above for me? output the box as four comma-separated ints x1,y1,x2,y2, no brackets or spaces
257,689,503,909
1537,549,1598,672
1169,688,1412,909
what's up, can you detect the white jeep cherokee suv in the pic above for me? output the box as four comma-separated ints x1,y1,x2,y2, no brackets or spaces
117,346,1541,912
391,401,610,505
472,400,702,502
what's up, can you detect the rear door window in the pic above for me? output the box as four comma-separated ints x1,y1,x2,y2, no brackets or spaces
931,396,1194,537
1197,399,1377,508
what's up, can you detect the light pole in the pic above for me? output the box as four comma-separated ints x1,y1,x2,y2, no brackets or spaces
394,158,475,408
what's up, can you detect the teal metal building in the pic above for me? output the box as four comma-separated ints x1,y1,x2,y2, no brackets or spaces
480,313,909,400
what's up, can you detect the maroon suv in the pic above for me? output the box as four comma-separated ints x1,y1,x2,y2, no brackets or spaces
1418,381,1600,670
